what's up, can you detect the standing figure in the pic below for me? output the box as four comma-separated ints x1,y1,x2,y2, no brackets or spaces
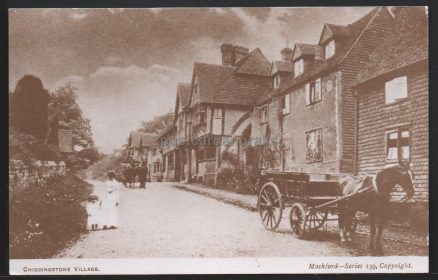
86,195,100,231
139,161,148,189
101,171,121,229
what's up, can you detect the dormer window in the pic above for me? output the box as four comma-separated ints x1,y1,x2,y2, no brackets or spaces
325,40,335,59
294,59,304,76
273,75,281,88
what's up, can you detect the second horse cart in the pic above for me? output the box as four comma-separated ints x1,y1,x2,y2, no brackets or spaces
257,170,362,238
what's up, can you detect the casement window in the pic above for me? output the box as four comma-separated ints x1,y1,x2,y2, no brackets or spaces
294,59,304,76
325,40,335,59
197,105,207,125
306,128,323,163
259,105,268,124
305,78,322,105
212,107,224,135
386,127,410,161
385,76,408,104
273,75,281,89
205,146,216,160
197,146,216,161
281,94,291,115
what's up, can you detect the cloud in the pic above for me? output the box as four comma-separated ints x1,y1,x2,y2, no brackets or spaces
11,7,375,152
55,64,184,153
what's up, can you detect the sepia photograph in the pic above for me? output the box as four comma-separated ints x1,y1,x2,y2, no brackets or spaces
8,6,428,274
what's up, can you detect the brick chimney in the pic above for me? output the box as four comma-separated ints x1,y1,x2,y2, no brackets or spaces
221,43,234,66
221,44,249,66
280,47,293,62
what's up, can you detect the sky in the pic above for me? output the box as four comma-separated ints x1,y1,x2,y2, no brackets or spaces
9,7,374,153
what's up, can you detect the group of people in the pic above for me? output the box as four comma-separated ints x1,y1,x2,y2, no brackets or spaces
86,171,121,231
123,161,149,189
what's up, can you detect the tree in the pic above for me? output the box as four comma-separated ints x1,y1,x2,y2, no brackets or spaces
48,84,101,169
139,112,174,135
10,75,49,139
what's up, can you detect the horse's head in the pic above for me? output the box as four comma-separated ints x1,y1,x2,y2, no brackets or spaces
375,162,415,200
395,162,415,199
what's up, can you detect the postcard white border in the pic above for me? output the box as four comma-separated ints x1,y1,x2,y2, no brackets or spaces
10,256,428,275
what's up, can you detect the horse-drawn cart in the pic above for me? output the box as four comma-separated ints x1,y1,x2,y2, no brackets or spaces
257,170,365,239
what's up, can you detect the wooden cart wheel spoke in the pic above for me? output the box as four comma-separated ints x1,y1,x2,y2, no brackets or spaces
258,182,283,231
290,203,307,239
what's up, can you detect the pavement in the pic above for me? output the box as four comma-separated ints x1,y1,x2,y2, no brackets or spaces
56,181,360,258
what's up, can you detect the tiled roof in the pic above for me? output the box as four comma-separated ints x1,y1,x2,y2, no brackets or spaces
191,62,236,104
356,13,428,84
212,74,272,106
191,48,272,106
294,43,317,56
235,48,272,76
326,24,350,37
258,7,384,105
129,131,157,148
271,61,294,75
177,83,191,108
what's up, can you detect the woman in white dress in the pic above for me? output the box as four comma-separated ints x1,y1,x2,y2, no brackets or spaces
101,171,120,229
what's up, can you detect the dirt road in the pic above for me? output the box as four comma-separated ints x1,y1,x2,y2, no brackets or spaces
57,181,358,258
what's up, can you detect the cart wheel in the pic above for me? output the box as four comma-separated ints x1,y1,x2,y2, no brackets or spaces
258,182,283,231
306,208,328,231
290,203,307,239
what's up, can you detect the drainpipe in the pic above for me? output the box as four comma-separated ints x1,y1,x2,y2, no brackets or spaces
352,88,359,176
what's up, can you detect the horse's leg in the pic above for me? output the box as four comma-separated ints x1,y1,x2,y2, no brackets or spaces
368,212,376,254
338,206,346,242
375,214,386,255
346,210,355,242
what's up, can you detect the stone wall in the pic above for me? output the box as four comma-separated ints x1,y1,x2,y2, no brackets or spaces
9,159,66,192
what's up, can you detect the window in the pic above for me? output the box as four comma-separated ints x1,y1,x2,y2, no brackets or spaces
168,154,174,170
281,94,291,115
197,146,216,161
385,76,408,104
260,105,268,124
273,75,281,88
386,127,410,161
325,40,335,59
294,59,304,76
152,149,156,156
205,146,216,160
196,105,207,125
306,128,323,163
212,107,223,135
305,78,322,105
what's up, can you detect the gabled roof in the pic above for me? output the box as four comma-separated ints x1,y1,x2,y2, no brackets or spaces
258,7,391,105
177,83,191,109
235,48,271,76
128,131,157,148
356,11,428,85
271,61,294,76
190,62,236,105
189,47,272,106
212,74,272,106
319,23,350,45
291,43,317,61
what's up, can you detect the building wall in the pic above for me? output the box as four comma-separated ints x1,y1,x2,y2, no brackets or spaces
357,65,428,201
282,70,341,174
338,7,394,173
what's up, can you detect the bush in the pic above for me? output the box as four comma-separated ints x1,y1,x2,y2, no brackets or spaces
9,174,92,259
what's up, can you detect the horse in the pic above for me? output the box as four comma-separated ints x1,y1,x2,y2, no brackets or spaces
337,162,415,255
